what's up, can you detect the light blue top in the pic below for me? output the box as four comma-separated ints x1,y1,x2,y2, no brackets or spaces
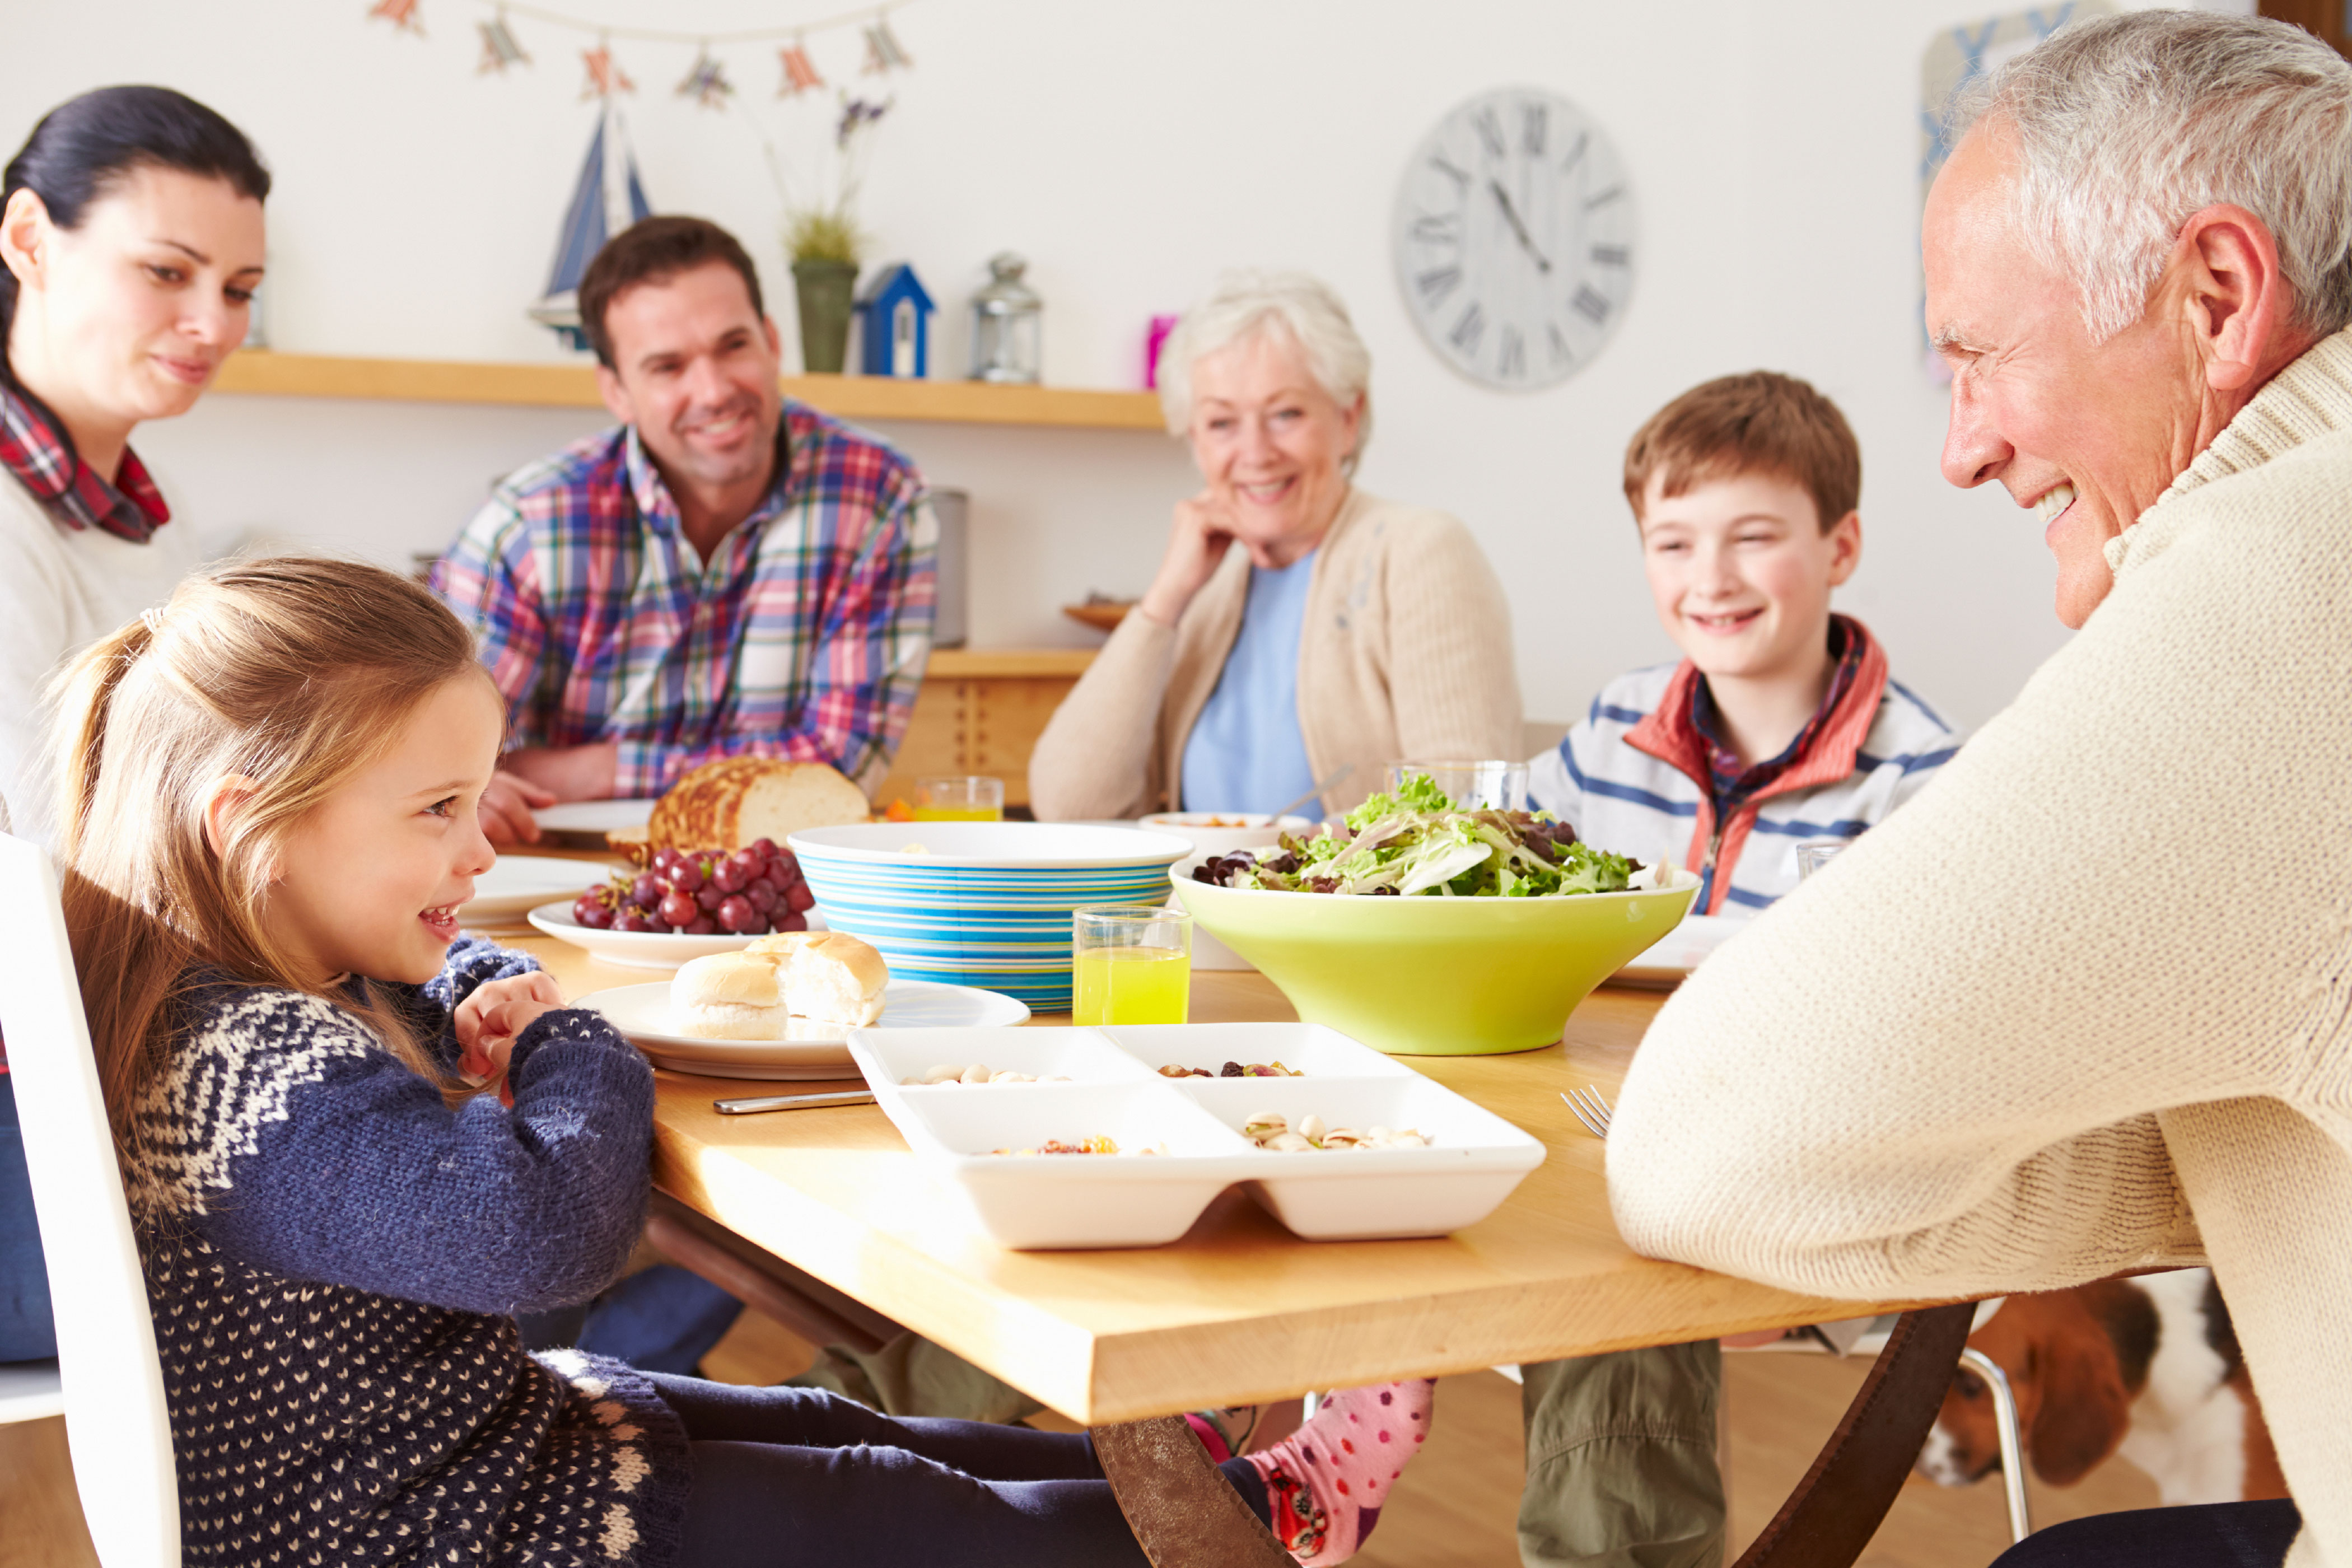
1180,549,1320,814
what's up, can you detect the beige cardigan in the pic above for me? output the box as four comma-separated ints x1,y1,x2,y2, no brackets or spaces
1609,327,2352,1567
1028,488,1523,820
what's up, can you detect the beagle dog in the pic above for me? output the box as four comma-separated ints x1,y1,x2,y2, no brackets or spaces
1916,1270,2287,1504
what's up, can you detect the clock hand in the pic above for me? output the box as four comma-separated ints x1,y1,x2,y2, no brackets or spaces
1487,179,1552,274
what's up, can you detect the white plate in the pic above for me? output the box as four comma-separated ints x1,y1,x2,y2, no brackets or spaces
459,855,607,924
527,899,826,971
1611,913,1742,988
579,979,1029,1079
848,1022,1544,1249
533,799,657,836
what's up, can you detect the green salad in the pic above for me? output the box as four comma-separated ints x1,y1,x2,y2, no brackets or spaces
1188,773,1646,898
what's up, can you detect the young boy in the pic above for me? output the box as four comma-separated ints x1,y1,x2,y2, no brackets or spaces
1514,371,1962,1568
1532,369,1959,913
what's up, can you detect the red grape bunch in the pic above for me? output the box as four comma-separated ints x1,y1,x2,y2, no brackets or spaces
571,838,816,936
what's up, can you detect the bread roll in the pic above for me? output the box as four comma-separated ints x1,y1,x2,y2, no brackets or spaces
648,759,870,852
749,930,890,1028
671,951,788,1039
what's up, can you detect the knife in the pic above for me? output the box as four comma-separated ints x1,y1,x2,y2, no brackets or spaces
714,1089,877,1116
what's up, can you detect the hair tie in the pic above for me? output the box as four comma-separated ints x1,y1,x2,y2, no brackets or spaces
140,606,165,636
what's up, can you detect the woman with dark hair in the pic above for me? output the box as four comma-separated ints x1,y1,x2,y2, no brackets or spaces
0,82,266,1375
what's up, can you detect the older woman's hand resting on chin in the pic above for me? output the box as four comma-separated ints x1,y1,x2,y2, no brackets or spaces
1029,272,1522,823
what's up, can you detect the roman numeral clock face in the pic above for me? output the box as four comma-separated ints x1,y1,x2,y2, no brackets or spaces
1395,88,1635,389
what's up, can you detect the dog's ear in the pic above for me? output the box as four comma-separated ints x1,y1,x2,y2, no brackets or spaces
2025,1313,2134,1486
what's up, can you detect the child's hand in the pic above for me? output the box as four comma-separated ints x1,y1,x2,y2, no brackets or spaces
455,972,567,1091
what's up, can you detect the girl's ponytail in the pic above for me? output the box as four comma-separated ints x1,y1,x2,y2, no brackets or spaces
47,613,192,1152
50,611,153,860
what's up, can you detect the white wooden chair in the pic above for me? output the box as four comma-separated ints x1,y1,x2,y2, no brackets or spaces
0,831,180,1567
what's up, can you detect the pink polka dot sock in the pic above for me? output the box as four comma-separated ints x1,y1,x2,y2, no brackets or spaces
1243,1380,1435,1564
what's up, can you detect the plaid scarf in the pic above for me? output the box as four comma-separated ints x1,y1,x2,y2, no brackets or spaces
1691,614,1868,821
0,377,171,543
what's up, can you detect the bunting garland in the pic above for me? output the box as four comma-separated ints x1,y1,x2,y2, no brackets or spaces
676,47,736,110
580,44,634,99
365,2,918,103
861,17,912,73
368,0,424,34
477,9,530,72
778,42,825,97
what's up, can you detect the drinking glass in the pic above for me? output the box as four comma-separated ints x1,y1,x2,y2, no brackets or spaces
1794,840,1847,880
1387,759,1530,811
914,776,1005,821
1071,906,1192,1025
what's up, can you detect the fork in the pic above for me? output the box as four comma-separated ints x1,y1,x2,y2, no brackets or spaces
1562,1085,1614,1141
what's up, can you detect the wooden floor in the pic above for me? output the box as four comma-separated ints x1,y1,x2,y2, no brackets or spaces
2,1314,2167,1568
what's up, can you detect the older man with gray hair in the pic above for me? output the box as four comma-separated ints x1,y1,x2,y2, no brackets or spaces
1608,13,2352,1566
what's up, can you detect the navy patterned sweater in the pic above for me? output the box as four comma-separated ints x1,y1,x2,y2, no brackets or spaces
127,937,690,1566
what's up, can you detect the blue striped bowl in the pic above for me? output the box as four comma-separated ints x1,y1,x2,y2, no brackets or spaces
787,823,1191,1010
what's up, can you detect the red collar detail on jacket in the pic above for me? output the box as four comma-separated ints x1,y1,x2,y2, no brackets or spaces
1622,617,1889,806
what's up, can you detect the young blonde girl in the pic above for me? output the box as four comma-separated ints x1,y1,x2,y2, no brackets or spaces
53,556,1427,1567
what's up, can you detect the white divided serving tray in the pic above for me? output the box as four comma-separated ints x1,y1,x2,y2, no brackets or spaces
845,1022,1546,1250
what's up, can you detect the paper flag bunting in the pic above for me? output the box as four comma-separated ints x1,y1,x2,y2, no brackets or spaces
676,48,735,109
778,43,824,96
477,11,530,73
581,45,634,99
368,0,423,34
863,17,912,73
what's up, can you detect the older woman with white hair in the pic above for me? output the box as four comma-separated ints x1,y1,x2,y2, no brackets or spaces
1028,273,1520,822
1612,14,2352,1566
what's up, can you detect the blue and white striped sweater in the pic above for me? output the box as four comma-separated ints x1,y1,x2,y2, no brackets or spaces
1529,660,1962,914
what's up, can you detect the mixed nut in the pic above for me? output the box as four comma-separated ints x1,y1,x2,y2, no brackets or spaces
1241,1111,1430,1152
1158,1061,1301,1079
990,1136,1166,1156
904,1063,1075,1086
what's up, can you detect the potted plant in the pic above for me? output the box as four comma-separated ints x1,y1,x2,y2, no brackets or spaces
773,96,890,375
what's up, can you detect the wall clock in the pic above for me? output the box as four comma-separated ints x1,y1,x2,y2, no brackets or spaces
1394,86,1637,390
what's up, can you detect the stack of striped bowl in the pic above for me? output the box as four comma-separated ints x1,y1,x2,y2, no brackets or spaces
787,823,1191,1010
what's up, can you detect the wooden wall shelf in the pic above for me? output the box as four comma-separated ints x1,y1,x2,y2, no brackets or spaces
211,351,1170,432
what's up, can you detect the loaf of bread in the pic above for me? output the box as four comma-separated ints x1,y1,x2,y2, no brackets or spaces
673,931,891,1038
671,951,788,1039
645,758,870,852
748,930,890,1028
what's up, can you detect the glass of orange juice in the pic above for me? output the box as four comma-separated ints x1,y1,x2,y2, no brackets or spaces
1071,906,1192,1025
914,776,1005,821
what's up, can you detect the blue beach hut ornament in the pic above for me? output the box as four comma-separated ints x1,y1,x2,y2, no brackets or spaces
856,263,935,378
528,101,652,351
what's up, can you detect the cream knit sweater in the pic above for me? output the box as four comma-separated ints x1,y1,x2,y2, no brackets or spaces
0,473,201,838
1028,487,1523,821
1609,327,2352,1566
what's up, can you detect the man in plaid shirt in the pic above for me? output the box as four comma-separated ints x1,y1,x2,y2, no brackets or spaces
435,216,936,845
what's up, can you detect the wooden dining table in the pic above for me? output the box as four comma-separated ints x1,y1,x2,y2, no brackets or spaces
520,934,1926,1415
512,912,1976,1567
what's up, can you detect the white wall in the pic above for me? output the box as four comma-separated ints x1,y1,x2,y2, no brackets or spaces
0,0,2251,730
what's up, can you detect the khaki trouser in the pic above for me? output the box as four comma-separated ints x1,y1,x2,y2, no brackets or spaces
788,1331,1045,1425
1518,1342,1725,1568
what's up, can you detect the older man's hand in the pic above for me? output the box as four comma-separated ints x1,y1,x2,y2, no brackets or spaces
1138,492,1241,627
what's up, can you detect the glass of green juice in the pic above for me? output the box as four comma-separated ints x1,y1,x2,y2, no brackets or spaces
913,776,1005,821
1070,906,1193,1025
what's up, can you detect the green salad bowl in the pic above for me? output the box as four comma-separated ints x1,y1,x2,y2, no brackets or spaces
1170,852,1700,1056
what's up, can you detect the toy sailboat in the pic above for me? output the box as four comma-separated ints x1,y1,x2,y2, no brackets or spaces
528,101,652,351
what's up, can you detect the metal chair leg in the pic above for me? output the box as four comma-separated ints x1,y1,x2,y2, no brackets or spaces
1959,1348,2033,1543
